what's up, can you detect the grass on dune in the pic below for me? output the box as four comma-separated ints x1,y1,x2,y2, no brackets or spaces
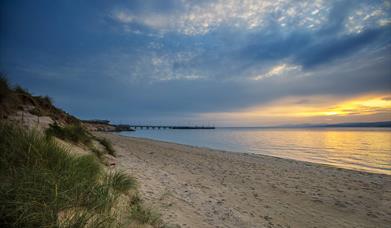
46,123,117,157
1,74,80,125
0,75,11,100
46,122,93,146
0,76,20,118
129,204,163,226
95,137,116,156
0,122,163,227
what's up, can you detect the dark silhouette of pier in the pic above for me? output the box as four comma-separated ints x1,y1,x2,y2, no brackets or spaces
127,125,215,130
82,119,215,131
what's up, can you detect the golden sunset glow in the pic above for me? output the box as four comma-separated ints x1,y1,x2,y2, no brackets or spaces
202,94,391,125
284,95,391,117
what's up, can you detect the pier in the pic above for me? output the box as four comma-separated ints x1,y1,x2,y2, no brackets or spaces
82,119,215,131
127,125,215,130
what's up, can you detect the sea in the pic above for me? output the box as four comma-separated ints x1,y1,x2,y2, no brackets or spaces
120,127,391,175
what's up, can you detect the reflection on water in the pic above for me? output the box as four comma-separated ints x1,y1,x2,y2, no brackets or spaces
120,128,391,175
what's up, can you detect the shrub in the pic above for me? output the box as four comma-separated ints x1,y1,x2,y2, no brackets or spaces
0,75,20,117
107,172,137,193
0,75,11,101
96,137,116,156
14,85,30,96
35,95,53,107
29,107,43,116
130,204,164,227
46,123,92,146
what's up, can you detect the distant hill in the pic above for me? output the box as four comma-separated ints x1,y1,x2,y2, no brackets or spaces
0,75,79,125
1,75,136,132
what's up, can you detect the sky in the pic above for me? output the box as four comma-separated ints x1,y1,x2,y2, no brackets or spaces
1,0,390,126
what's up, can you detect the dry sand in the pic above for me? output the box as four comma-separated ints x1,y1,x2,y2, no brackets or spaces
96,132,391,228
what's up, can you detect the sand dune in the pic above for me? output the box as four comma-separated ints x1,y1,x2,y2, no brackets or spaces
96,132,391,228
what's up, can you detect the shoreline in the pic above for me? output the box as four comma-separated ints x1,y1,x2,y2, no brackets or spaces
97,132,391,227
118,133,391,176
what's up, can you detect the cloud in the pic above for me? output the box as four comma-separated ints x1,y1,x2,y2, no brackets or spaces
345,2,390,34
295,28,385,68
114,10,134,23
1,0,390,125
252,64,301,80
110,0,390,36
106,0,390,80
110,0,330,35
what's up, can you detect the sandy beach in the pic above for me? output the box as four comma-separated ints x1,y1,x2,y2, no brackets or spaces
96,132,391,228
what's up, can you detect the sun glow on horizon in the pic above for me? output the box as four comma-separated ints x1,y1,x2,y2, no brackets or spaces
279,96,391,118
293,96,391,117
201,94,391,125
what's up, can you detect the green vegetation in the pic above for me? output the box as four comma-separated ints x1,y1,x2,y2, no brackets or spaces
0,75,11,99
0,75,165,227
14,85,30,96
95,137,116,156
46,122,92,146
0,74,79,125
0,75,20,118
0,75,115,158
29,107,43,116
46,123,117,158
0,122,164,227
129,204,163,226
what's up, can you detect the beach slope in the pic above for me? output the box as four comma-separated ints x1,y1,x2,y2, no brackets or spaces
97,132,391,228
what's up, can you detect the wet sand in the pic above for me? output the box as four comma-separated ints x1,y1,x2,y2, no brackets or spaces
96,132,391,228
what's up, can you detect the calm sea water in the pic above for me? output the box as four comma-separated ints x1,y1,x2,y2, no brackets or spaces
120,128,391,175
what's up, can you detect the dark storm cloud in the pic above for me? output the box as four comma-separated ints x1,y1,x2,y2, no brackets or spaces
237,25,388,70
296,28,387,68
